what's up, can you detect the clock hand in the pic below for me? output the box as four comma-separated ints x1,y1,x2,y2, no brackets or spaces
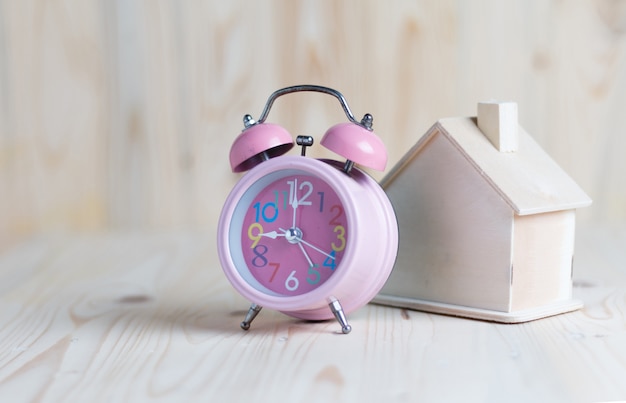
278,227,335,261
298,238,335,261
291,179,298,228
297,242,314,267
260,231,285,239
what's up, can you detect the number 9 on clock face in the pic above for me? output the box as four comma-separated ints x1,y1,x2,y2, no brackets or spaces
233,170,347,296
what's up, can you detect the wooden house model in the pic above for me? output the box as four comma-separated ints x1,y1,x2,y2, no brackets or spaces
374,101,592,323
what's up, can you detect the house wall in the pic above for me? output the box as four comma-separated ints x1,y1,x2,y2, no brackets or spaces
380,131,514,312
510,210,576,311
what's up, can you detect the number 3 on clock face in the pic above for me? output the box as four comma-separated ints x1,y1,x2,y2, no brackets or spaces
238,172,347,296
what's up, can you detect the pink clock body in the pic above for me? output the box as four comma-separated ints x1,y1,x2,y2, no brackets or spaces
218,156,398,321
217,85,398,333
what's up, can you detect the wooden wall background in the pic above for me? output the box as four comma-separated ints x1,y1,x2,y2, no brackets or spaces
1,0,625,249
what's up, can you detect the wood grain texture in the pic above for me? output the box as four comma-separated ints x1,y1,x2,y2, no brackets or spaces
1,0,626,248
0,225,624,402
0,0,108,249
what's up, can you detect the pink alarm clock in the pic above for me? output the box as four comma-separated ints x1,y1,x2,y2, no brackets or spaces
217,85,398,333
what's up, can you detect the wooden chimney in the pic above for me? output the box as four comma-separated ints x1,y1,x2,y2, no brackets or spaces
477,101,518,153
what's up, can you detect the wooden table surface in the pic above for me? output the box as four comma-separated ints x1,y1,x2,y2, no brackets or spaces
1,223,625,403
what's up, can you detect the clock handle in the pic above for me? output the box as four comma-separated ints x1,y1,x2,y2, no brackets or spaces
254,85,372,131
253,85,388,172
231,85,387,173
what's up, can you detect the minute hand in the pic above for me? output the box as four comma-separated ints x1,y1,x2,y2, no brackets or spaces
299,239,335,260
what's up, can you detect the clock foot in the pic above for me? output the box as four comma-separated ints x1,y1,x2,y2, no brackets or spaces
240,303,262,331
328,299,352,334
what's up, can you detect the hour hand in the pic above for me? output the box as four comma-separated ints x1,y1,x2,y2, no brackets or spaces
291,195,298,228
260,231,285,239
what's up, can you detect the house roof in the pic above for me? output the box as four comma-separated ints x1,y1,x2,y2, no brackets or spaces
382,116,592,215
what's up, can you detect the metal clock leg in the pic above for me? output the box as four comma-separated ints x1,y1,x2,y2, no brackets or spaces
240,303,262,330
328,299,352,334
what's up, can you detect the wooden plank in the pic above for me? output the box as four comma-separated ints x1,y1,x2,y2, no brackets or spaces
0,0,108,247
1,0,626,248
0,226,624,402
372,294,583,324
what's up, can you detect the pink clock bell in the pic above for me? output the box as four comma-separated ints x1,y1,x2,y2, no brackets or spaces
217,85,398,334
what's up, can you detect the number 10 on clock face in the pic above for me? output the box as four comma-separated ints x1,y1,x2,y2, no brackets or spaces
239,173,347,296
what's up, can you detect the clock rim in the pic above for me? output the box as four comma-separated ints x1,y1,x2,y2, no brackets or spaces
218,156,359,311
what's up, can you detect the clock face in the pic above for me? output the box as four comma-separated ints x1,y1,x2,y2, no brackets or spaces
230,169,347,296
